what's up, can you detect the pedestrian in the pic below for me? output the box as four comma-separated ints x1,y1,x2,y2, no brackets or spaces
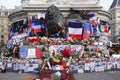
1,62,6,73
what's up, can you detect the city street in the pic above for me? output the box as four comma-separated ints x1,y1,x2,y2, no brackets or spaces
0,71,120,80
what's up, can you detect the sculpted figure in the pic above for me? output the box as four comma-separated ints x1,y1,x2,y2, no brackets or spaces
45,5,65,35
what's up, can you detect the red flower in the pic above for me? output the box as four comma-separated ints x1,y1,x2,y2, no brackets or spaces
36,38,41,43
61,48,71,58
63,65,70,69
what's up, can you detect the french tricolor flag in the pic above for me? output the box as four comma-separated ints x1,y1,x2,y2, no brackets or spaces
68,22,83,40
27,48,41,58
19,48,41,59
32,21,41,33
89,13,96,24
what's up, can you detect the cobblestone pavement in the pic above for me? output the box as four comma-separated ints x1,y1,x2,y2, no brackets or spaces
0,71,120,80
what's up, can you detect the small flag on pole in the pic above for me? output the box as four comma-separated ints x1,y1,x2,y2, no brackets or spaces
32,21,41,33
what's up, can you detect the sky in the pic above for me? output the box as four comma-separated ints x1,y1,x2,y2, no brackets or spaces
0,0,113,11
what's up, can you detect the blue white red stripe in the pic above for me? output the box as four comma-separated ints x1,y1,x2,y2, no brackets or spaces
68,22,83,40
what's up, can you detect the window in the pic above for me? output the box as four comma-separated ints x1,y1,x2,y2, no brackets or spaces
5,11,8,16
1,40,4,44
116,12,120,19
1,29,4,32
1,35,4,40
1,26,4,28
118,16,120,18
119,28,120,35
113,16,115,19
0,19,4,23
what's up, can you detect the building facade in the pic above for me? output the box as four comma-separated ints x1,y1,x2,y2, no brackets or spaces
9,0,111,23
109,0,120,42
0,6,13,45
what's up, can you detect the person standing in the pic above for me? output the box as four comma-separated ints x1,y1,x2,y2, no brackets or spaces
1,62,6,73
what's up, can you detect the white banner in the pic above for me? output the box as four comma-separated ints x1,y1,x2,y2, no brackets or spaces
38,13,45,19
12,33,29,43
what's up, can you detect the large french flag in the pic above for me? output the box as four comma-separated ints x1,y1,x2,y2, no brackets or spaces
19,48,41,59
32,21,41,33
68,22,83,40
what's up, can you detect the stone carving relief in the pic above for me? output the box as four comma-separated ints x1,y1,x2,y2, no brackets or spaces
21,0,29,5
28,0,49,4
47,0,73,5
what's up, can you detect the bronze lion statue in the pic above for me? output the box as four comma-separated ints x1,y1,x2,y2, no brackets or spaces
45,5,65,37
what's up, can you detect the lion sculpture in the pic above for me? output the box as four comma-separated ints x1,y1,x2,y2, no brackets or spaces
45,5,65,37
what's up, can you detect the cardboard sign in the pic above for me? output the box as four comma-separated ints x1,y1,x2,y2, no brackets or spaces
24,64,30,72
70,62,85,73
19,63,25,70
27,67,34,72
0,65,2,69
117,62,120,69
33,64,39,68
0,62,3,65
13,63,19,71
78,68,84,73
85,63,90,71
7,63,12,68
107,62,113,70
95,66,104,72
